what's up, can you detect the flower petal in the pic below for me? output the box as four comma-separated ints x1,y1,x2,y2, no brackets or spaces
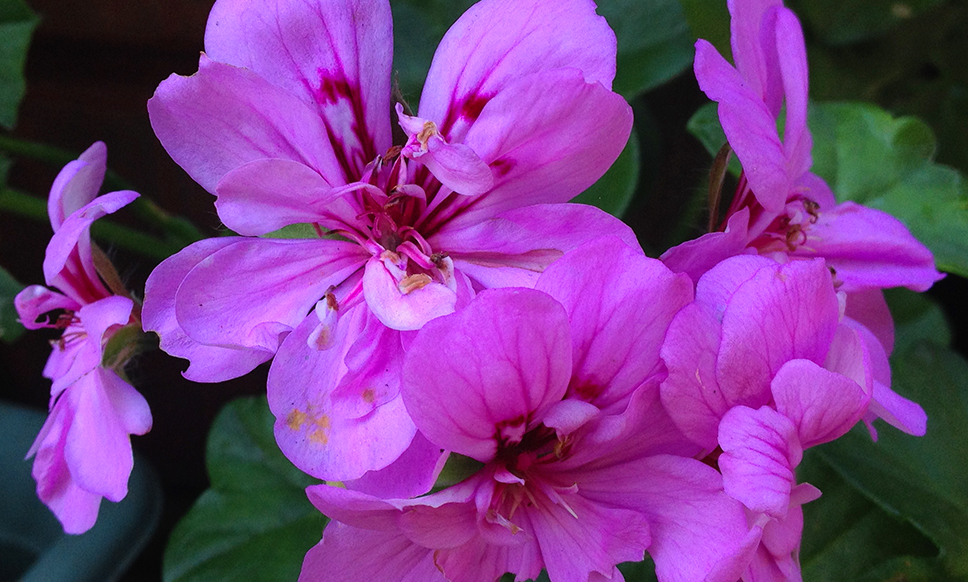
343,431,446,499
442,70,632,229
143,237,274,382
149,55,349,193
205,0,392,175
361,256,458,331
175,237,367,353
47,142,107,232
269,307,418,481
537,237,693,411
420,0,617,142
14,285,79,330
299,523,442,582
402,288,572,461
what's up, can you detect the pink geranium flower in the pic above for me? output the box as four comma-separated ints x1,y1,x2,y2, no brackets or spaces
660,255,894,580
661,0,941,295
298,239,751,582
143,0,635,483
14,142,151,534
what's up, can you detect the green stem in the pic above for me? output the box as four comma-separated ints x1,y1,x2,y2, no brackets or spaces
0,188,181,260
0,134,203,245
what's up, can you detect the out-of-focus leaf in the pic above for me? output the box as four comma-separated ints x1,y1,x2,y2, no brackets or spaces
789,0,945,45
884,287,952,354
678,0,732,60
685,102,742,175
163,396,325,582
0,265,24,343
798,451,940,581
598,0,694,97
818,342,968,577
810,102,968,278
572,131,640,218
0,0,39,129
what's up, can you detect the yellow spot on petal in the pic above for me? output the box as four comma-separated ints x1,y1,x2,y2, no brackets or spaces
309,428,329,445
362,388,376,403
287,409,310,430
399,273,432,294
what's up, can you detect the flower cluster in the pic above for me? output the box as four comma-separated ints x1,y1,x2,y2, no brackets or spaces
12,0,943,580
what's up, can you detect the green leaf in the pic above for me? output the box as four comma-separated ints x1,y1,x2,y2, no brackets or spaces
789,0,945,45
0,0,39,130
884,287,952,354
0,264,24,343
572,131,640,218
817,342,968,577
163,396,326,582
809,102,968,278
686,102,742,176
598,0,694,97
678,0,732,60
798,451,940,581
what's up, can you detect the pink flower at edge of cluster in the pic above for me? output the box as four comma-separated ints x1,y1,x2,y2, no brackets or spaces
660,0,935,441
660,255,880,580
297,238,753,582
14,142,151,534
142,0,636,484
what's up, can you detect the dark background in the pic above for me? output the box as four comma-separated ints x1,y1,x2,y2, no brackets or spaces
0,1,965,580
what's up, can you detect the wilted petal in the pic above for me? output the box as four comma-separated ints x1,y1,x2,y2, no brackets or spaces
402,288,571,461
149,55,349,193
14,285,79,330
205,0,392,174
420,0,617,142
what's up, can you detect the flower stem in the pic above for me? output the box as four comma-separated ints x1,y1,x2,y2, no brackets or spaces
0,187,182,260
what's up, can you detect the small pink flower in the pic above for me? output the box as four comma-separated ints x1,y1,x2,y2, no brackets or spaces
14,142,151,534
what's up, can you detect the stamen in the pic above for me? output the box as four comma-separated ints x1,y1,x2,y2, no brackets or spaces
399,273,432,294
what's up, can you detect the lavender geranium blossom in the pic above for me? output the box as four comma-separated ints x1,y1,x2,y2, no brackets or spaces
14,142,151,534
142,0,635,484
298,239,751,582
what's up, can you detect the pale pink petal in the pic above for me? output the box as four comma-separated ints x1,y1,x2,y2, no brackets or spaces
361,256,457,331
694,39,788,214
419,0,617,142
436,203,638,290
798,201,943,293
47,142,107,232
716,258,840,406
28,399,103,534
148,55,349,193
718,406,801,517
440,70,632,229
64,368,147,502
269,307,417,481
205,0,392,175
175,237,367,353
143,238,274,382
43,190,138,305
214,159,338,235
401,288,572,461
536,237,693,411
14,285,79,330
771,358,868,448
299,523,443,582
